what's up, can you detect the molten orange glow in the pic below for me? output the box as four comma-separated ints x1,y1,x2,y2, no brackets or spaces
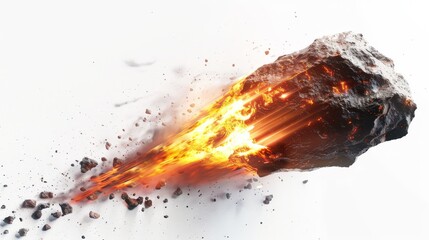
323,65,334,77
73,74,320,202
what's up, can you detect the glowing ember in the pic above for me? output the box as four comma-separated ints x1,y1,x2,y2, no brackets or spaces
73,32,416,202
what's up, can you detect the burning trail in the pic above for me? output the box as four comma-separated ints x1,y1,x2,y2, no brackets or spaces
73,32,416,202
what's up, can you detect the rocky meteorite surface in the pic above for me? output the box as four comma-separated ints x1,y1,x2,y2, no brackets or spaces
244,32,416,175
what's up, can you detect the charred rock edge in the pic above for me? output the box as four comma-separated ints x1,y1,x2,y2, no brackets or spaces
243,32,416,175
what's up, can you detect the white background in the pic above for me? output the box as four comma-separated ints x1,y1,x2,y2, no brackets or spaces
0,1,428,239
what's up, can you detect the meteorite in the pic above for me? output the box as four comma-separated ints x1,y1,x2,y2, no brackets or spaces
242,32,416,175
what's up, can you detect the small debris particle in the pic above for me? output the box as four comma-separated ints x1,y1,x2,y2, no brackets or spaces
263,195,273,205
59,203,73,215
265,50,270,55
32,210,42,220
80,187,86,192
163,198,168,203
3,216,14,224
145,109,152,114
80,157,98,173
18,228,29,237
144,199,153,208
22,199,37,208
101,157,107,162
172,187,183,198
0,205,5,209
244,183,252,189
113,157,124,168
42,224,51,231
37,203,50,210
3,230,8,234
303,180,308,184
40,191,54,199
105,142,111,150
155,180,166,190
225,193,231,199
109,193,115,200
51,211,62,218
86,193,99,201
121,193,139,210
164,215,169,218
89,211,100,219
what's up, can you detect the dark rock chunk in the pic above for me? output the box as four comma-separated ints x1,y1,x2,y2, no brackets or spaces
37,203,50,210
59,203,73,216
3,216,14,224
22,199,36,208
39,191,54,199
244,183,252,189
18,228,28,237
109,193,115,200
3,230,8,234
164,215,169,218
263,195,273,205
163,198,168,203
303,180,308,184
241,32,417,175
51,211,62,219
172,187,183,198
31,210,42,220
89,211,100,219
1,205,5,209
80,157,98,173
144,199,152,208
113,157,124,168
42,224,51,231
121,193,139,210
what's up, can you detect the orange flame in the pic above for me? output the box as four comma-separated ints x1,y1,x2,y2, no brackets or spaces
73,75,317,202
